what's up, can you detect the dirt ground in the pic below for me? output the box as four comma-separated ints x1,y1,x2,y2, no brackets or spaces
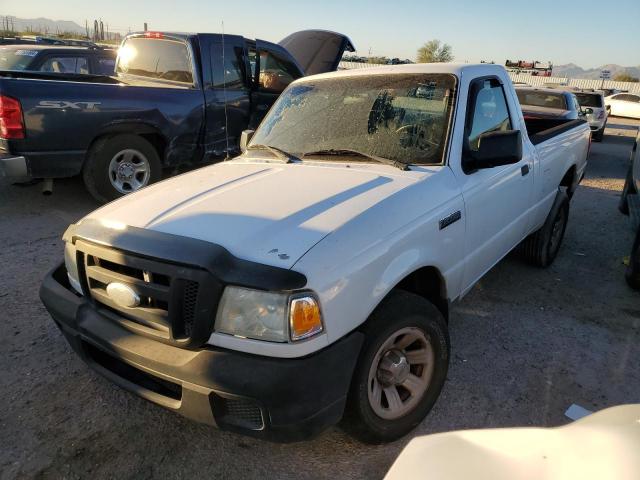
1,118,639,480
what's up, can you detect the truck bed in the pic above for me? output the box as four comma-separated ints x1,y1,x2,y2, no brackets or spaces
524,118,587,145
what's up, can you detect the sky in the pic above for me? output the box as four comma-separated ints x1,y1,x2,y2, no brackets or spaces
2,0,640,68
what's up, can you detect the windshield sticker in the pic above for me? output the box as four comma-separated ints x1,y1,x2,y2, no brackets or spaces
14,50,39,57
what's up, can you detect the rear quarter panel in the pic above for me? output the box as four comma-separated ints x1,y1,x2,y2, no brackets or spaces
529,123,591,230
1,77,204,165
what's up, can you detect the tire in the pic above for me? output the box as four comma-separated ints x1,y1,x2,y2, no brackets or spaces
625,228,640,290
83,134,162,204
592,126,604,142
520,189,570,268
343,290,450,444
619,155,637,215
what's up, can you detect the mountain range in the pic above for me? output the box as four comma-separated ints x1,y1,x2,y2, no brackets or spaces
552,63,640,80
2,16,86,35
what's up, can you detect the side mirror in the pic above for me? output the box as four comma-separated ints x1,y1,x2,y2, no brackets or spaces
583,107,594,115
465,130,522,171
240,130,255,153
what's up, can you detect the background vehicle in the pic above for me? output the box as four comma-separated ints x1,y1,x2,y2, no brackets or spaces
575,91,607,141
0,35,99,47
41,64,590,443
516,87,589,120
620,130,640,289
0,30,354,202
605,93,640,119
600,88,623,97
0,45,116,75
384,404,640,480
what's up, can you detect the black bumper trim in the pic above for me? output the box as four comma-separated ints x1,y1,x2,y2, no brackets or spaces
40,263,363,442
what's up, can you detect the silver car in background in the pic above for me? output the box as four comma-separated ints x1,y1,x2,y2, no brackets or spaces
575,91,607,142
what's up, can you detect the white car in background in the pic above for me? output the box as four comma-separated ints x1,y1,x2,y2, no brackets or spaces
575,91,608,141
605,93,640,119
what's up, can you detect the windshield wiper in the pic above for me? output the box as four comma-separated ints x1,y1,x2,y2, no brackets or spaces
301,149,409,171
247,144,297,163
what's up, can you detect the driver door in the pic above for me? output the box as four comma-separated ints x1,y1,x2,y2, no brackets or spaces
459,77,535,293
248,40,303,129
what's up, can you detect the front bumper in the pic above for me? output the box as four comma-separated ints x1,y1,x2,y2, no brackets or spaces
40,263,364,442
0,154,28,177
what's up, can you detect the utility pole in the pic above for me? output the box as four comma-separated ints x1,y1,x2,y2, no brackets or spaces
144,23,148,32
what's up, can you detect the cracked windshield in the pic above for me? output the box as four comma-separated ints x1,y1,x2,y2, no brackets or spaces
251,74,456,165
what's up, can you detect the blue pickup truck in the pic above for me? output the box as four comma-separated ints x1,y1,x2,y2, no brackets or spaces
0,30,354,202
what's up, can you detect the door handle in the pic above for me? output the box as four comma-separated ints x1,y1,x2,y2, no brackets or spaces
521,164,530,176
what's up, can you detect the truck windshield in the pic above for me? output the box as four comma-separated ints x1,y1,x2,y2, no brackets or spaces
516,90,568,110
0,48,38,71
250,73,457,166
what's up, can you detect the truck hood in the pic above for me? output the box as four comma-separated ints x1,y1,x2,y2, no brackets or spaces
84,160,422,269
278,30,355,75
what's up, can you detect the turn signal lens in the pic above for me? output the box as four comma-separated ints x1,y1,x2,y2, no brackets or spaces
289,296,323,341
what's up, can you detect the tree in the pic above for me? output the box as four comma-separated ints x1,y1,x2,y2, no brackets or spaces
417,40,453,63
613,72,639,83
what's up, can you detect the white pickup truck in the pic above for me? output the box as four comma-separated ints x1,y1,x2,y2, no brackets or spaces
40,64,590,443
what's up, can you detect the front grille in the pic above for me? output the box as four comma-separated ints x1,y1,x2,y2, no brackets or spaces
212,395,265,431
75,239,221,346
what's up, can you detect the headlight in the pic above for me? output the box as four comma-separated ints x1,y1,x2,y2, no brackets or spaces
215,286,323,342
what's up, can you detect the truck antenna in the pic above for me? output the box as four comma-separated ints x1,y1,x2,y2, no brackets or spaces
221,20,231,161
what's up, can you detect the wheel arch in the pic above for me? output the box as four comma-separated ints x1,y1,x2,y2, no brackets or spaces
85,122,168,167
388,266,449,321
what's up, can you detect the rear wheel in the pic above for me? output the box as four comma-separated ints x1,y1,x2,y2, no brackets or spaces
520,189,570,267
344,290,449,444
83,134,162,203
592,126,605,142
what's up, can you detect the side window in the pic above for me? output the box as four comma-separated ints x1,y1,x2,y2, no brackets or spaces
211,44,245,89
630,95,640,103
96,57,116,75
466,79,512,152
258,50,299,93
40,56,89,74
615,94,631,102
247,47,257,83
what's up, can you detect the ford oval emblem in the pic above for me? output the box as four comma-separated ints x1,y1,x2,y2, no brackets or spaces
106,283,140,308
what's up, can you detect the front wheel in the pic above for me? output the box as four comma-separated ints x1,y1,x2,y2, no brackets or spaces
83,134,162,203
343,290,449,444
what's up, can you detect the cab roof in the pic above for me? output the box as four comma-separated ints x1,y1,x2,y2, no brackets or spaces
297,62,509,82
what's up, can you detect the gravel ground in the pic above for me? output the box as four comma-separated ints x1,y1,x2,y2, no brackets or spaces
1,118,639,480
